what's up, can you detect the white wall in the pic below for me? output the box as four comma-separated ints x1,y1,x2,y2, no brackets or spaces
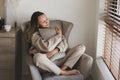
6,0,98,58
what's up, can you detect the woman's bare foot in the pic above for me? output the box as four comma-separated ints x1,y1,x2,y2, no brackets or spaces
61,69,80,75
61,65,68,71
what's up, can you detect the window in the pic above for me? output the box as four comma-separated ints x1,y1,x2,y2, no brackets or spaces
103,0,120,80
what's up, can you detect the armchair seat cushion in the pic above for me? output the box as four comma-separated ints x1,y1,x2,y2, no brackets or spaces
41,72,84,80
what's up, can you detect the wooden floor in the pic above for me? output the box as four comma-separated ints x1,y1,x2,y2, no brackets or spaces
0,54,15,80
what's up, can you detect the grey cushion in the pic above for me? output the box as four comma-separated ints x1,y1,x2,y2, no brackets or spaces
49,20,62,30
39,28,56,41
41,73,84,80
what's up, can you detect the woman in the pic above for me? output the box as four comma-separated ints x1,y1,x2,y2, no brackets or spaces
27,11,86,75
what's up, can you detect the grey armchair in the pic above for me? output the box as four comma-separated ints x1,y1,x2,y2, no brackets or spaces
15,20,93,80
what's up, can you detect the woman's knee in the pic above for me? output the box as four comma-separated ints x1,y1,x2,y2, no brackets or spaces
75,44,86,54
34,53,48,65
78,44,86,51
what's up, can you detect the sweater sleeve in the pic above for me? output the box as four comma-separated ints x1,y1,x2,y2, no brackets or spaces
31,32,62,52
57,36,68,52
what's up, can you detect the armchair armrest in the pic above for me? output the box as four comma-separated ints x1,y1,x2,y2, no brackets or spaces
26,54,42,80
29,64,42,80
74,54,93,79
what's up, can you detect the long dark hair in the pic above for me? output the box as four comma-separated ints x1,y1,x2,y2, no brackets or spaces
25,11,44,42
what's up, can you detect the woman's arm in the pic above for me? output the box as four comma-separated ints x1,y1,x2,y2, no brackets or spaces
57,36,68,52
31,32,62,52
46,48,59,58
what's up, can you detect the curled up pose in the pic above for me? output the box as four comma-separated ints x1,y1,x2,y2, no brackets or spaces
26,11,86,75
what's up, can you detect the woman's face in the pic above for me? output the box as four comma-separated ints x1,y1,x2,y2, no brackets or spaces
38,14,49,28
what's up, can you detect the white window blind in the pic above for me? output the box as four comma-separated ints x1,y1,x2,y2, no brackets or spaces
103,0,120,80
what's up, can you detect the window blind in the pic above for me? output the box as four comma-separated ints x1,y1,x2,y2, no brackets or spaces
103,0,120,80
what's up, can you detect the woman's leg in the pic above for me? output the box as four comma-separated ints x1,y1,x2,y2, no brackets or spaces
34,53,61,75
60,44,86,70
33,53,80,75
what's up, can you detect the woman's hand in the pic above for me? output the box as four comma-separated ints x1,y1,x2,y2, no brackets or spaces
46,48,59,58
56,27,62,37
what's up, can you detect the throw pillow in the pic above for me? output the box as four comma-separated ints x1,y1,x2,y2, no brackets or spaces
39,28,56,40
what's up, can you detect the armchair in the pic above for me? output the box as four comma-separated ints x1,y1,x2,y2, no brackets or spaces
15,20,93,80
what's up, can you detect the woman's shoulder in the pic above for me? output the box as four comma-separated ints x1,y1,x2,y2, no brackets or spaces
32,31,41,40
33,31,39,36
31,31,41,43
